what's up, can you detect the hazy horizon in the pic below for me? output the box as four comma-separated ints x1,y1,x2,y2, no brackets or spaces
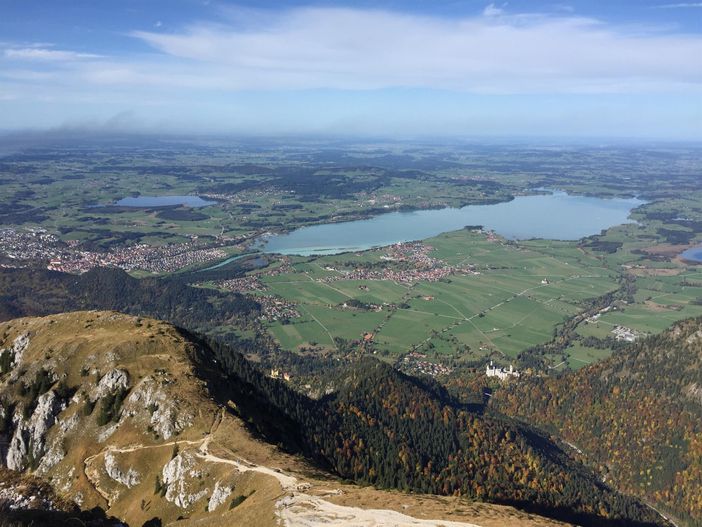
2,1,701,140
3,127,702,145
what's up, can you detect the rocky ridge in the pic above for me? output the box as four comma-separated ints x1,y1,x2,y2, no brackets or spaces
0,311,572,527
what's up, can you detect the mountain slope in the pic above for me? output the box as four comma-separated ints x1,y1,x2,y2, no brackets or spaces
0,266,260,332
199,337,666,526
493,317,702,526
0,311,575,527
0,467,123,526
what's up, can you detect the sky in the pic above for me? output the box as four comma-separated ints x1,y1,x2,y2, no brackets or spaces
0,0,701,139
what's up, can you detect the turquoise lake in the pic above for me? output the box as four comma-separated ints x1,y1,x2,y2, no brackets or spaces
115,195,217,207
260,192,644,256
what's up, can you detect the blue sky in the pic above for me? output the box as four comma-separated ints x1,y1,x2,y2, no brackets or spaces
1,1,701,139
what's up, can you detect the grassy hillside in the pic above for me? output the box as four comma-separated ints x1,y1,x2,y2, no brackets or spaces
493,317,702,526
0,311,579,527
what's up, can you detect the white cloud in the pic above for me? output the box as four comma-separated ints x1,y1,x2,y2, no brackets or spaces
483,3,504,17
2,7,701,98
122,6,702,94
4,47,102,61
653,3,702,7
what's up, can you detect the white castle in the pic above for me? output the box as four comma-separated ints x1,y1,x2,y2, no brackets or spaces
486,361,520,380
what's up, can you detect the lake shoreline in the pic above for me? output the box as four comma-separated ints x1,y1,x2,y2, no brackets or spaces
257,191,645,256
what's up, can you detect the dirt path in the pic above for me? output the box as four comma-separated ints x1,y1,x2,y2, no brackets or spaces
83,409,225,507
193,427,485,527
298,305,336,347
196,447,299,491
198,443,484,527
82,405,486,527
277,493,484,527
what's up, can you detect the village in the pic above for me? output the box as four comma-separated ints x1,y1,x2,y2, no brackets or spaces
257,295,301,322
398,352,454,377
321,242,480,285
0,226,234,274
0,227,64,263
47,242,229,274
586,306,643,342
215,275,265,293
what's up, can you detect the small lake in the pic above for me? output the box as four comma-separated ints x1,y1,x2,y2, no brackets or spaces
115,195,217,208
260,192,644,256
681,246,702,263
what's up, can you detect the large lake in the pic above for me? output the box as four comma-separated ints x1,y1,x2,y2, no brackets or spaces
260,192,644,256
115,195,216,208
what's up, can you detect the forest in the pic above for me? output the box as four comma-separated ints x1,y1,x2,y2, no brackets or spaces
493,317,702,526
0,267,260,331
0,265,698,526
192,333,667,527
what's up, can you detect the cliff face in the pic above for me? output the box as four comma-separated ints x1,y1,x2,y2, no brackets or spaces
0,311,571,527
0,466,124,527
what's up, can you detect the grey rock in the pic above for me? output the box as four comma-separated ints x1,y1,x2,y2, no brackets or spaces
208,481,232,511
104,451,140,488
91,369,129,402
125,377,192,440
161,451,208,509
6,390,65,471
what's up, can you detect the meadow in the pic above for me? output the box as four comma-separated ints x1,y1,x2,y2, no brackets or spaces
225,199,702,372
256,230,624,367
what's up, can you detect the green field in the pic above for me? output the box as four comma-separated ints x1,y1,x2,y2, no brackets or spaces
233,230,627,366
3,140,702,373
221,212,702,371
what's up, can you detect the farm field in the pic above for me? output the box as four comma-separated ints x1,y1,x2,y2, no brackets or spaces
240,230,625,367
2,139,702,372
218,203,702,372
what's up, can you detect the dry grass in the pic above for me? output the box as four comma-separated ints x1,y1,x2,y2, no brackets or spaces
1,311,572,527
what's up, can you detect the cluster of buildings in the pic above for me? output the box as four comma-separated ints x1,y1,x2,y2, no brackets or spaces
322,242,479,285
255,256,293,277
215,276,265,293
361,193,403,209
269,369,292,381
485,361,521,380
360,192,464,212
399,352,453,377
0,227,63,262
257,295,300,322
586,305,614,324
47,242,228,274
611,325,641,342
0,226,232,274
585,308,641,342
211,276,300,322
382,242,447,268
324,266,461,285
